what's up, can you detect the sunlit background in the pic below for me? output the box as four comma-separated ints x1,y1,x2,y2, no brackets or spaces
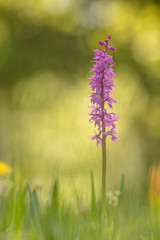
0,0,159,206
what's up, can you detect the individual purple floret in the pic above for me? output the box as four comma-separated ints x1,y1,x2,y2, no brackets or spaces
89,35,119,146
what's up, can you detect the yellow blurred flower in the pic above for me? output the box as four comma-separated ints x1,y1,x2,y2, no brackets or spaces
0,162,12,175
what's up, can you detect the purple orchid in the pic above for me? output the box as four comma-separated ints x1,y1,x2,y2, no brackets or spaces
89,35,119,146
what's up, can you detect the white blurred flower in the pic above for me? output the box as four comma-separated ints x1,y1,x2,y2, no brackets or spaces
0,177,13,196
106,190,121,207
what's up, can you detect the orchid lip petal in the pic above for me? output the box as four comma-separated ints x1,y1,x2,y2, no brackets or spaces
97,41,105,46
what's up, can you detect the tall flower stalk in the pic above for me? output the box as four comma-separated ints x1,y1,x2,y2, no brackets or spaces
89,35,119,218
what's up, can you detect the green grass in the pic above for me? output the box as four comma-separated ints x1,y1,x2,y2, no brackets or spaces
0,173,160,240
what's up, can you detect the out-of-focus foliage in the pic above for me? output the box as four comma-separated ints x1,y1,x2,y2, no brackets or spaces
0,0,159,203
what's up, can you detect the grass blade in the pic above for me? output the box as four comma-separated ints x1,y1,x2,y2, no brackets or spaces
91,171,96,217
27,182,44,240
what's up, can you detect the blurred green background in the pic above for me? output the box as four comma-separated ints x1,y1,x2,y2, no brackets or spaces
0,0,159,206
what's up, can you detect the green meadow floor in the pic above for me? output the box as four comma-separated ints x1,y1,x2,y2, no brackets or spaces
0,174,160,240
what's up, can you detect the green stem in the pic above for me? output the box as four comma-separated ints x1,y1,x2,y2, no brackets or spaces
102,132,107,218
101,72,107,218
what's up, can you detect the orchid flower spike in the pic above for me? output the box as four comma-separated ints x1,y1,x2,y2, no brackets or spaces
89,35,119,146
